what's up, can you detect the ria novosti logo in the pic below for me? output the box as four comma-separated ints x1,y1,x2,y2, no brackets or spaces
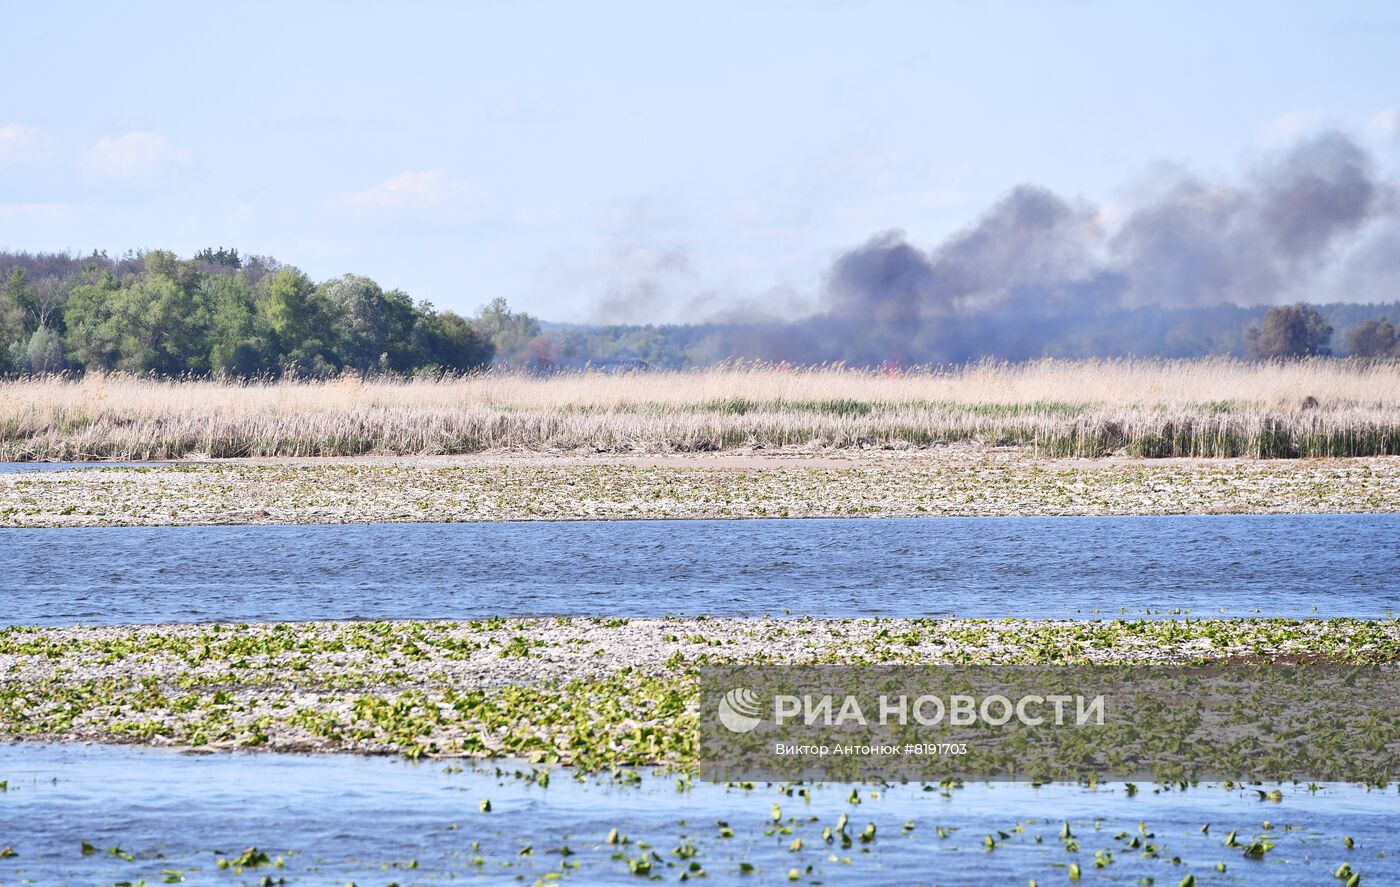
716,687,1106,732
717,687,764,733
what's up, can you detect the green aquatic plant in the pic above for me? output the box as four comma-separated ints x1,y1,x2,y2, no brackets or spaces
2,616,1397,782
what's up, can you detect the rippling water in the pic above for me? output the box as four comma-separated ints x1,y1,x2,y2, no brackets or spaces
1,514,1396,625
4,511,1397,883
0,744,1392,886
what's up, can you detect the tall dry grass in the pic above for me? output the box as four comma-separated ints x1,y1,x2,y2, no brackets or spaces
1,359,1398,460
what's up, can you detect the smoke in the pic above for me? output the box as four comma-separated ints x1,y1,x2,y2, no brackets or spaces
733,130,1396,363
829,186,1112,321
1111,131,1381,306
590,243,696,324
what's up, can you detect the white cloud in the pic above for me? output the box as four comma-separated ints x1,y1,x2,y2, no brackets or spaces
1370,107,1400,140
339,169,481,214
0,123,44,166
88,131,186,178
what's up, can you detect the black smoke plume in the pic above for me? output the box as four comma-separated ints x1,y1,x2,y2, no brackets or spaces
696,130,1396,365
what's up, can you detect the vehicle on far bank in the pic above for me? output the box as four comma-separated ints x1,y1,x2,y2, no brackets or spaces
585,358,652,373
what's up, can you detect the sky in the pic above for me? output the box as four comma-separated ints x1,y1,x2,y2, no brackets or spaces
1,0,1397,323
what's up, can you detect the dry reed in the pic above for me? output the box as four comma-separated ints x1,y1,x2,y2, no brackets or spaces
1,359,1397,460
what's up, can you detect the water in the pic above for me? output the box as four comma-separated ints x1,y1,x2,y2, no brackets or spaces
0,743,1392,886
2,514,1396,625
0,461,154,473
5,515,1396,883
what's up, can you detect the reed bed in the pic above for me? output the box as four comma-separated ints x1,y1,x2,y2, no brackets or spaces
2,359,1398,460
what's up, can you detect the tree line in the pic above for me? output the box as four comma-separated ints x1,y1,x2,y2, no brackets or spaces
1246,303,1400,360
2,248,1397,377
0,249,550,377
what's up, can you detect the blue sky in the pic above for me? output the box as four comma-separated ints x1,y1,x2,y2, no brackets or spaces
1,0,1397,322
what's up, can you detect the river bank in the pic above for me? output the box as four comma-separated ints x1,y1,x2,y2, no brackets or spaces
7,362,1400,460
3,449,1398,526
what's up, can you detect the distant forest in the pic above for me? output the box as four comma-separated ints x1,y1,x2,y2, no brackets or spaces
0,249,516,378
1,248,1398,377
541,301,1400,368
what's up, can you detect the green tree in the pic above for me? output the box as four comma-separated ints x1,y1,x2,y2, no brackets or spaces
62,272,124,370
255,268,337,375
25,276,71,329
65,271,208,374
23,326,66,374
203,274,269,376
2,248,540,377
1246,303,1333,359
1347,319,1398,358
194,246,242,269
143,250,203,295
472,297,540,367
376,289,419,371
321,274,418,372
410,309,495,372
0,268,29,372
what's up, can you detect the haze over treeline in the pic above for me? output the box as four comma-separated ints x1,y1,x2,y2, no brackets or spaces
587,129,1399,368
2,130,1398,375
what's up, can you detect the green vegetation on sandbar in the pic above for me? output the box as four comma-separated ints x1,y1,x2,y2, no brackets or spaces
2,618,1395,774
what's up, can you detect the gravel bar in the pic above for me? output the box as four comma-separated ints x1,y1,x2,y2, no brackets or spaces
3,450,1398,527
